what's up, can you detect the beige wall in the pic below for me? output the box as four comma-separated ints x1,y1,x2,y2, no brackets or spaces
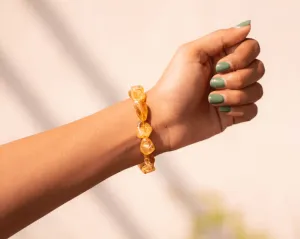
0,0,299,238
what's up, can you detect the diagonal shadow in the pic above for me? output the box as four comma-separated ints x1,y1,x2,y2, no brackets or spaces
25,0,122,106
158,158,204,214
25,0,204,217
0,55,57,131
0,51,148,239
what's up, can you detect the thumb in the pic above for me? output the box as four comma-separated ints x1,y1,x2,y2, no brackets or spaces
191,20,251,57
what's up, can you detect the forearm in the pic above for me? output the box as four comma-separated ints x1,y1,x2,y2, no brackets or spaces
0,96,165,238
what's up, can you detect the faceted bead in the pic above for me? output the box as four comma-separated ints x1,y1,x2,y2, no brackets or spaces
137,122,152,138
140,138,155,155
144,155,155,165
129,85,146,102
141,164,156,174
134,101,148,122
138,157,156,174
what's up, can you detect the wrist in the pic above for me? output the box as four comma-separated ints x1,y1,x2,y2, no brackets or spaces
146,90,170,155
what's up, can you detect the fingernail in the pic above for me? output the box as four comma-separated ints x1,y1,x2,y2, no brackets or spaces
219,106,231,112
210,77,225,89
208,94,224,104
236,20,251,28
216,62,230,73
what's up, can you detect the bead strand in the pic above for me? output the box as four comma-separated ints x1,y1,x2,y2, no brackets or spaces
128,85,156,174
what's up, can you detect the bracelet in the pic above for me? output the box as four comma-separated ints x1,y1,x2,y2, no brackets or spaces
128,85,156,174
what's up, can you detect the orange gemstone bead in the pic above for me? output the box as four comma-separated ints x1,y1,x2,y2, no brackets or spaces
140,138,155,155
137,122,152,138
134,101,148,122
144,155,155,165
138,156,155,173
129,85,146,102
140,163,156,174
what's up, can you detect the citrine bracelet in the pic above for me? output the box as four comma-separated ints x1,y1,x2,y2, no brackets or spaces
128,85,156,174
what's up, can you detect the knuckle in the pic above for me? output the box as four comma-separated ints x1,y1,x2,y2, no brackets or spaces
247,104,258,121
252,104,258,118
252,39,261,55
245,38,261,56
244,116,252,122
257,60,266,77
255,83,264,99
214,29,227,46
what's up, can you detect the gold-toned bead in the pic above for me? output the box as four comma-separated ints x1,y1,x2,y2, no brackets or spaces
138,155,155,169
129,85,146,102
144,155,155,165
140,138,155,155
139,161,156,174
134,101,148,122
137,122,152,138
142,164,156,174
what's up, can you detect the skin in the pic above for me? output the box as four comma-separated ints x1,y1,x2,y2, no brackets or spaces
0,22,264,238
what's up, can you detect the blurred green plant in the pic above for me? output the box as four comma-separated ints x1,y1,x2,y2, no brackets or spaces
187,192,272,239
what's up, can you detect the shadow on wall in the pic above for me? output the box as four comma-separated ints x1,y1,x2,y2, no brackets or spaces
26,0,122,105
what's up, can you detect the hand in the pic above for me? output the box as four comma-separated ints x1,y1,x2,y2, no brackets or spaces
149,20,265,152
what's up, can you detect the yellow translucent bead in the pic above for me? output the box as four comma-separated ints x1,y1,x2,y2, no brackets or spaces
129,85,156,174
129,85,146,102
134,101,148,122
138,156,155,173
137,122,152,138
140,138,155,155
144,155,155,165
140,164,156,174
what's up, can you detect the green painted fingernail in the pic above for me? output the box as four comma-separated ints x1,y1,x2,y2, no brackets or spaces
219,106,231,112
210,77,225,88
208,94,224,104
236,20,251,28
216,62,230,73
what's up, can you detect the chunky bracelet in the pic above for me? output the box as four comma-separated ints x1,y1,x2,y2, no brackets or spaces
128,85,156,174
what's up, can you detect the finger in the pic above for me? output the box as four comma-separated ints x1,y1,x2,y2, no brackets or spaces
215,38,260,73
233,105,258,124
210,60,265,90
208,83,263,106
189,20,251,58
218,104,258,126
